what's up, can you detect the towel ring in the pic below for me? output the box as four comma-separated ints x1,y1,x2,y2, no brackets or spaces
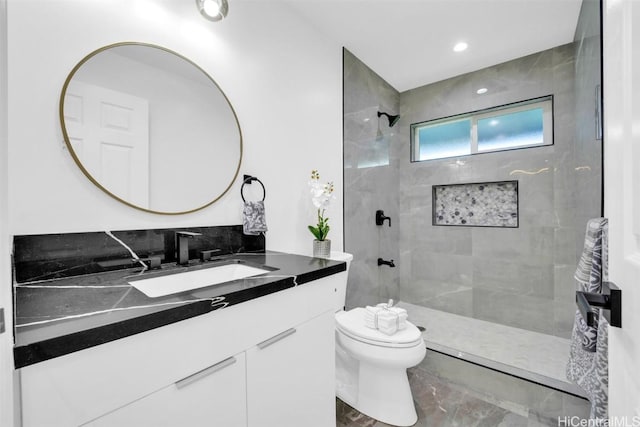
241,175,266,202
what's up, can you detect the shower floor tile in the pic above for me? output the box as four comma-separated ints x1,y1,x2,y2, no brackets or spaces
397,302,585,397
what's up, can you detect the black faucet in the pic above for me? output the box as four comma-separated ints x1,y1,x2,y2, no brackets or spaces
175,231,202,265
378,258,395,267
376,210,391,227
200,249,223,262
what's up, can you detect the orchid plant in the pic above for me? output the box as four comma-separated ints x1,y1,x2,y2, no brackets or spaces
308,170,335,241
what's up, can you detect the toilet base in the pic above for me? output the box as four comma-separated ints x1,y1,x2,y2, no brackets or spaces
354,362,418,426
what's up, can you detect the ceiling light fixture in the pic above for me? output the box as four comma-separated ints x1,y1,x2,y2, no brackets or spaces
477,88,488,94
453,42,468,52
196,0,228,22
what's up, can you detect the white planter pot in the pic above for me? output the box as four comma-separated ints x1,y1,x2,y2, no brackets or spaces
312,239,331,258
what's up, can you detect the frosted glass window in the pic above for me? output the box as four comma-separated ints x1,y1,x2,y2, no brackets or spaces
477,108,546,151
416,119,471,160
411,96,553,162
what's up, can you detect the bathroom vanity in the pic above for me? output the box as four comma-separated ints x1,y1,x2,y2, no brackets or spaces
13,244,346,427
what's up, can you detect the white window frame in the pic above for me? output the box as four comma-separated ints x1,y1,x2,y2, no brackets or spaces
411,95,553,162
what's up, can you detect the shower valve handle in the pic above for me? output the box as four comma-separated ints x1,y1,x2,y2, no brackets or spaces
376,210,391,227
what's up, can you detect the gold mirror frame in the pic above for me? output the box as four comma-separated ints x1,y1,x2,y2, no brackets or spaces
59,42,243,215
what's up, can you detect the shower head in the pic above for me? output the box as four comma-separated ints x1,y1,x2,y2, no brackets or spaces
377,111,400,127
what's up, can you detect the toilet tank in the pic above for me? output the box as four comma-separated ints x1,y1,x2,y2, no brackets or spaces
329,252,353,312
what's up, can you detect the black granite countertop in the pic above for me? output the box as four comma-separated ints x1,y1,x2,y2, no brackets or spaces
13,251,345,368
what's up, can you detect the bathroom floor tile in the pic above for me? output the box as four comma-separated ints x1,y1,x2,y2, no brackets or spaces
336,364,570,427
336,399,379,427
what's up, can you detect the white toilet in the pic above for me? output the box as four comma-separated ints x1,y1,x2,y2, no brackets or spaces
329,252,426,427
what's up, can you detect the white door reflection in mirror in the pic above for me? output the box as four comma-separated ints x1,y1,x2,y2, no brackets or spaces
60,43,242,214
64,81,150,208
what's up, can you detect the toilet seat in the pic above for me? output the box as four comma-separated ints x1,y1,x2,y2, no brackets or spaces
335,307,424,348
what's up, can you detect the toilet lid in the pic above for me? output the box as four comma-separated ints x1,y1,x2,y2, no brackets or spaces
335,307,423,347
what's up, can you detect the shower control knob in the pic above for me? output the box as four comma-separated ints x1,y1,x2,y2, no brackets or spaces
376,210,391,227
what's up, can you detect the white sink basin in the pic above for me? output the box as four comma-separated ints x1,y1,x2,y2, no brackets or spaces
129,263,271,298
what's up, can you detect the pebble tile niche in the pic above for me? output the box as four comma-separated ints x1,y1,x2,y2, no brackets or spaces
432,181,519,228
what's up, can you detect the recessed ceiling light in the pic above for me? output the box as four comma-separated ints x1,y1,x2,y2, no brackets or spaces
453,42,468,52
196,0,228,21
477,88,488,94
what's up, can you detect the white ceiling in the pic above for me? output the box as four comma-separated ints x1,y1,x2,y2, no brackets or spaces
283,0,583,92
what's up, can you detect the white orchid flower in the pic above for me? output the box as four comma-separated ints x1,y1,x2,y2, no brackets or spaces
308,170,334,241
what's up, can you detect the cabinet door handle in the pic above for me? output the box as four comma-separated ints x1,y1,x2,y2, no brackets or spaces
175,356,236,389
257,328,297,350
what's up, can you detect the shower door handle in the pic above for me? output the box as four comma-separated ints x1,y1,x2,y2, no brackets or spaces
576,281,621,328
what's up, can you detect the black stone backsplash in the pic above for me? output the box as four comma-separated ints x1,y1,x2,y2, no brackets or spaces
13,225,265,283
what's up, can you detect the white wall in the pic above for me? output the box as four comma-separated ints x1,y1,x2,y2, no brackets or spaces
0,0,15,423
6,0,344,255
603,0,640,418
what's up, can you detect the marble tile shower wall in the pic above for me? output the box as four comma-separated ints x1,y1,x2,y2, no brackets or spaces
343,49,400,309
573,0,603,255
396,42,602,338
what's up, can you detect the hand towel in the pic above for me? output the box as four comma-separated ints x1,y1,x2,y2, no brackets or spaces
243,201,268,236
364,306,408,328
574,218,608,352
364,305,408,335
567,217,609,424
567,311,609,423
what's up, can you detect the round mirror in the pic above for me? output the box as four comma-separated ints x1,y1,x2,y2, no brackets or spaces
60,42,242,214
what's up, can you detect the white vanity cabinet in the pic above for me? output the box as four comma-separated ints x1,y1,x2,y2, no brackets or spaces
19,273,339,427
85,352,247,427
247,310,335,427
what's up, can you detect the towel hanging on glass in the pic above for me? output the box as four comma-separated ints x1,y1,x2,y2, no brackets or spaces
566,217,609,422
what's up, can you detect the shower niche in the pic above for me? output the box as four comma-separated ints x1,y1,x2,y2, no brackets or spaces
432,181,519,228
